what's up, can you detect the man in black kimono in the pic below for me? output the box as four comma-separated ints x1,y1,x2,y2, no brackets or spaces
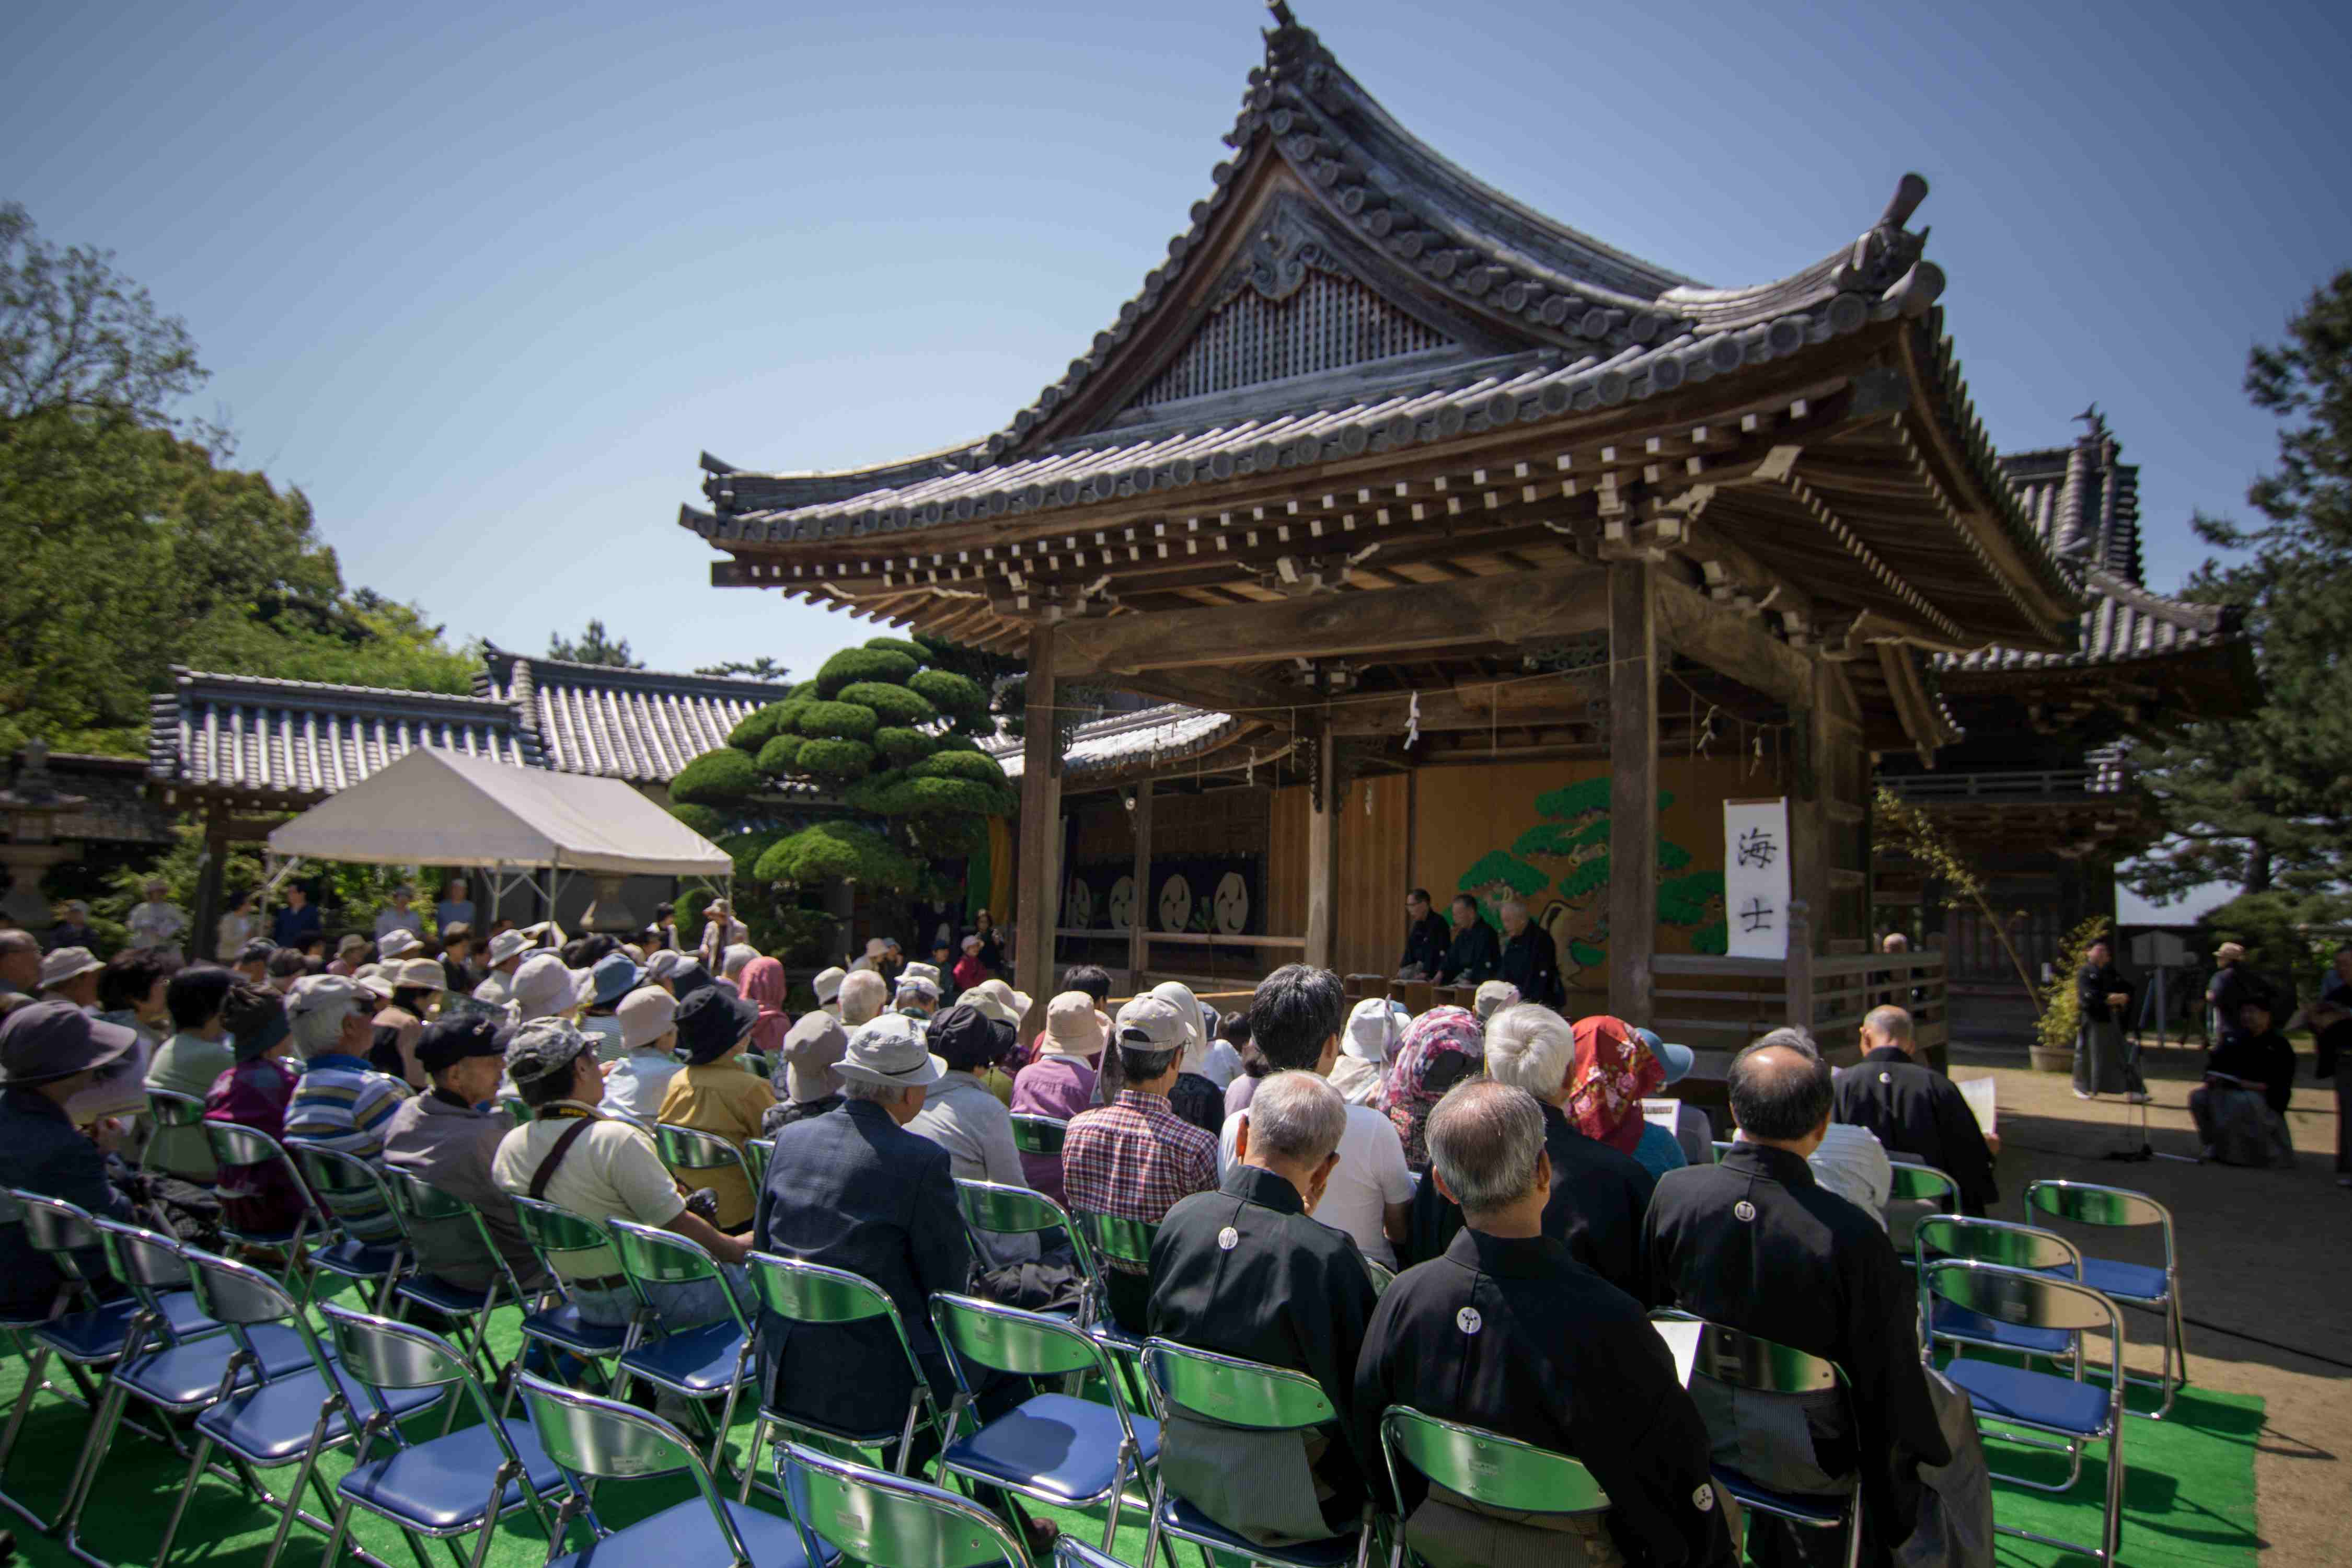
1409,1002,1655,1297
1433,895,1500,987
2076,937,2147,1100
1833,1006,1998,1215
1398,889,1450,979
1495,900,1565,1009
1150,1071,1379,1546
1645,1038,1951,1568
1357,1082,1734,1568
2190,994,2297,1166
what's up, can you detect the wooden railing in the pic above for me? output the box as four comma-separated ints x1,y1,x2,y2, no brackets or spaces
1651,947,1947,1065
1054,928,1305,950
1881,766,2122,802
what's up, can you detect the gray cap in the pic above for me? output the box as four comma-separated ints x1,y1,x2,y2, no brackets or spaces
1114,995,1189,1053
0,999,140,1086
505,1017,593,1086
38,947,103,989
835,1012,945,1089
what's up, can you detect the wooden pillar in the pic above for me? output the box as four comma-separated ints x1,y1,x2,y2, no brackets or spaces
1127,780,1153,993
1608,560,1658,1025
1789,658,1833,960
1014,624,1062,1008
191,804,229,962
1304,721,1340,972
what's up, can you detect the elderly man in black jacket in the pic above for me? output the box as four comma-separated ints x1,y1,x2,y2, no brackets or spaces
1357,1081,1733,1568
1397,889,1450,979
1150,1070,1380,1547
0,1002,143,1318
1645,1037,1954,1568
1433,895,1500,988
1834,1006,1999,1215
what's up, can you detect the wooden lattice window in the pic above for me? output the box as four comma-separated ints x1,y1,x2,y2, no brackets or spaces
1135,270,1449,407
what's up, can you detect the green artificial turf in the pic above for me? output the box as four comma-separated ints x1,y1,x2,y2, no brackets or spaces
0,1283,2262,1568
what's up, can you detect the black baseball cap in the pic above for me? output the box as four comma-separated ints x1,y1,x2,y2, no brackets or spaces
415,1016,505,1075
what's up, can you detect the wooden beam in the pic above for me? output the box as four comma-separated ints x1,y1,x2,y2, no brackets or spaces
191,803,229,963
1304,721,1340,972
1608,559,1658,1025
1876,642,1950,765
1128,780,1152,991
1014,623,1062,1008
1654,574,1814,708
1089,666,1310,727
1326,678,1595,737
1055,568,1605,676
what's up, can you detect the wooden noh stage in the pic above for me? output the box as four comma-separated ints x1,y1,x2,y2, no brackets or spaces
676,5,2083,1071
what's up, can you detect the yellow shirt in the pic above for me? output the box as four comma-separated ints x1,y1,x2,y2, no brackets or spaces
654,1059,776,1229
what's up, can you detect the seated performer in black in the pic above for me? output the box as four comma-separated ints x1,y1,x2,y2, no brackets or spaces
1433,895,1500,988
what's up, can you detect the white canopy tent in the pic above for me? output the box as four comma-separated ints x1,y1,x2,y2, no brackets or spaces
266,748,731,923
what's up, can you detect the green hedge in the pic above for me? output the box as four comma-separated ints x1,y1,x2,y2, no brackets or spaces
836,682,937,725
712,828,787,884
755,734,805,774
907,668,989,722
862,636,930,661
667,802,728,838
671,747,762,804
754,823,920,890
797,736,877,778
873,726,939,763
861,774,1016,817
909,748,1009,785
794,700,878,741
728,702,796,752
813,647,918,697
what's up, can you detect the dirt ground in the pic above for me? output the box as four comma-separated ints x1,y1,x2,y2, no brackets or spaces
1946,1037,2349,1568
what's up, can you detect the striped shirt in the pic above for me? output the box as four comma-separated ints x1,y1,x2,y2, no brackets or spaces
285,1053,409,1243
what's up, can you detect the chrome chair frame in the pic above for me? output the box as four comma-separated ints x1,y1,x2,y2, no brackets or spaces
0,1191,131,1529
780,1439,1032,1568
2025,1178,2186,1419
504,1194,649,1408
1689,1318,1863,1568
1008,1113,1068,1160
1913,1214,2084,1383
1377,1404,1609,1568
381,1165,528,1387
606,1215,757,1472
201,1120,324,1290
653,1121,756,1206
284,1140,414,1314
745,1135,776,1191
139,1087,215,1184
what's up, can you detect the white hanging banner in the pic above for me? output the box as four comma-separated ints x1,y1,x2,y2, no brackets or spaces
1723,797,1792,960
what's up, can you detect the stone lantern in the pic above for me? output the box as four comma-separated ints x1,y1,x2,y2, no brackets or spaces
1,741,88,929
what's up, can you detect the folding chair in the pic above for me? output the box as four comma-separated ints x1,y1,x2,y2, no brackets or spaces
517,1370,835,1567
1139,1338,1371,1568
743,1051,773,1080
202,1121,321,1285
139,1088,216,1183
55,1218,313,1568
1690,1320,1863,1568
151,1246,441,1568
738,1252,944,1498
506,1195,643,1391
953,1178,1077,1300
653,1122,755,1207
1924,1258,2128,1564
285,1142,413,1313
1364,1258,1397,1297
1882,1159,1959,1261
499,1096,529,1128
1915,1215,2083,1370
1067,1209,1157,1341
930,1292,1161,1550
1008,1113,1068,1161
606,1216,756,1471
1379,1404,1608,1566
1710,1139,1736,1163
745,1135,776,1191
780,1439,1029,1568
2025,1179,2186,1419
382,1166,527,1383
313,1302,567,1568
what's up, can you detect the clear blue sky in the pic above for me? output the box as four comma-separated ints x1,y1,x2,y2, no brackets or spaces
7,0,2349,717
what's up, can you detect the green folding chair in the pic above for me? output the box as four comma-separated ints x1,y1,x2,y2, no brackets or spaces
1379,1404,1608,1566
653,1122,755,1209
1690,1320,1861,1568
1883,1159,1960,1260
1067,1208,1157,1344
2025,1179,2185,1419
745,1136,776,1191
1008,1114,1068,1160
780,1439,1033,1568
504,1196,643,1406
381,1167,528,1384
139,1088,216,1184
1139,1338,1370,1568
284,1142,412,1313
738,1252,943,1499
605,1217,756,1472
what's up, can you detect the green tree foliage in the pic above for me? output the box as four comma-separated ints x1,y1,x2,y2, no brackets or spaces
2127,271,2352,919
547,618,643,668
695,656,789,679
0,204,475,755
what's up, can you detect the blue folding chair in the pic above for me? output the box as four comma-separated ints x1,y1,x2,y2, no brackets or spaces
1689,1320,1863,1568
1138,1339,1371,1568
151,1246,441,1568
929,1292,1161,1550
54,1218,314,1568
1379,1404,1610,1568
507,1195,644,1391
780,1439,1028,1568
1924,1258,2128,1563
314,1303,568,1568
737,1252,944,1497
139,1087,217,1184
517,1370,836,1567
606,1216,757,1471
1916,1214,2083,1369
203,1120,324,1290
382,1166,529,1383
285,1141,412,1312
2025,1179,2186,1419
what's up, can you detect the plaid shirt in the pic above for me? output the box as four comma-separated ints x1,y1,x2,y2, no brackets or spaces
1062,1089,1220,1270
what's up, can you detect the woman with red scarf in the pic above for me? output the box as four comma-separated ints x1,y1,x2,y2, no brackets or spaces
1569,1013,1687,1179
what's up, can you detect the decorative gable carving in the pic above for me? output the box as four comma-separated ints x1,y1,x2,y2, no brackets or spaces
1127,200,1456,411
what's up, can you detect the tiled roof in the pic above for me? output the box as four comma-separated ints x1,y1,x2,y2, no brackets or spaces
148,670,536,801
8,752,175,845
1943,566,2233,673
477,648,790,785
988,704,1247,782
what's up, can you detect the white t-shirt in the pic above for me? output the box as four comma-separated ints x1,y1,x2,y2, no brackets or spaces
491,1106,685,1279
1220,1101,1415,1267
1200,1039,1246,1091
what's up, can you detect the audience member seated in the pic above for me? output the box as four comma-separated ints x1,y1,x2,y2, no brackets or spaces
1637,1028,1717,1168
1331,998,1406,1107
1010,991,1103,1203
1644,1037,1954,1568
578,953,643,1062
1220,1011,1265,1117
491,1019,750,1330
1833,1006,1999,1213
230,938,276,989
472,928,533,1006
740,954,790,1061
1064,996,1220,1333
146,964,239,1180
598,988,684,1121
370,958,445,1088
282,974,411,1245
1152,980,1227,1134
754,1013,1034,1531
1495,899,1564,1009
205,985,306,1236
1356,1082,1734,1568
1059,964,1117,1094
1571,1015,1685,1180
1407,1003,1653,1297
1151,1071,1380,1544
655,987,776,1229
2192,995,2298,1167
381,1018,549,1294
0,1002,143,1318
1383,1006,1485,1171
907,1004,1038,1270
1470,979,1519,1024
